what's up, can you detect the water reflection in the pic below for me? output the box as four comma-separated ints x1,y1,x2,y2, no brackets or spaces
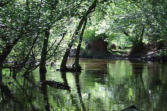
61,72,81,111
130,61,150,110
0,59,167,111
82,59,108,85
41,80,50,111
147,62,161,90
146,63,167,111
73,72,86,111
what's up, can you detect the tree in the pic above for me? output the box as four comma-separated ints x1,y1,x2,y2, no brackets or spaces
60,0,98,71
0,0,30,83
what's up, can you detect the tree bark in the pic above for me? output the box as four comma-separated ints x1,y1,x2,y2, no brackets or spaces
40,28,50,82
139,26,145,44
72,19,87,71
39,28,51,111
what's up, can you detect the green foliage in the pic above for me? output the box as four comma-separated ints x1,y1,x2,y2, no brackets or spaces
83,28,96,42
1,59,167,111
1,0,167,110
155,48,167,56
83,28,108,43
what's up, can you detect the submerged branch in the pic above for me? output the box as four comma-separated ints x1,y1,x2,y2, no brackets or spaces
44,80,70,90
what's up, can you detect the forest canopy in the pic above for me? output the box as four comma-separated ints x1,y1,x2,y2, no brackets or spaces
0,0,167,80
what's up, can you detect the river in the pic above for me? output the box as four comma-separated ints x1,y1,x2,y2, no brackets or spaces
1,58,167,111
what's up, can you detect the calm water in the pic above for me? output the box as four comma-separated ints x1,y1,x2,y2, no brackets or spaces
1,59,167,111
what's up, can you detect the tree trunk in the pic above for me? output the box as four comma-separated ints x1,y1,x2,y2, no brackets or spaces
139,26,145,44
72,19,87,71
60,19,86,71
40,28,50,82
60,0,98,71
39,28,50,111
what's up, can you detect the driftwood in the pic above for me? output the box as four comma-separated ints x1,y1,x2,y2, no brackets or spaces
44,80,70,90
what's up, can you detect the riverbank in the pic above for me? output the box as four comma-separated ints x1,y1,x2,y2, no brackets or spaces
70,51,167,63
79,55,167,62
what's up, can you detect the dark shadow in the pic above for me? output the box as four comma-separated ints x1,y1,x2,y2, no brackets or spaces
14,78,39,111
0,81,26,111
121,105,140,111
0,83,13,101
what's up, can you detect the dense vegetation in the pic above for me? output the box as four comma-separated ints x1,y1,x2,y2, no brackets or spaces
0,0,167,110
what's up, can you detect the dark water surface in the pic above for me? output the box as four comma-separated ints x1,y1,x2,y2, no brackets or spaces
1,59,167,111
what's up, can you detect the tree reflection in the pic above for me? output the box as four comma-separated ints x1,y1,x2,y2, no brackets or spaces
147,63,167,111
147,62,161,90
40,67,50,111
61,72,82,111
130,61,151,110
1,60,167,111
40,71,70,111
73,72,86,111
41,83,50,111
61,71,87,111
84,61,107,84
0,72,40,111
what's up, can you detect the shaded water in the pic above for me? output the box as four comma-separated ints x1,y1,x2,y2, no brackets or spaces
1,59,167,111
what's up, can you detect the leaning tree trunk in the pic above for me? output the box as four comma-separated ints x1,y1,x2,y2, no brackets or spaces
60,19,86,71
0,37,21,84
72,19,87,71
60,0,98,71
